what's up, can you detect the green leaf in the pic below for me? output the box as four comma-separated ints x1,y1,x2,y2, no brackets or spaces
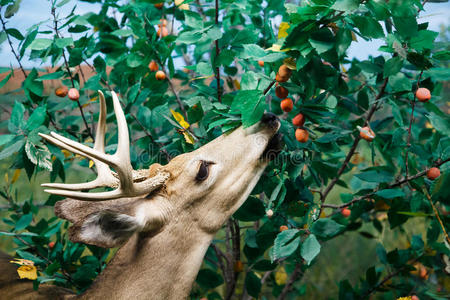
126,53,144,68
196,62,214,76
231,90,265,128
196,269,224,289
28,38,53,51
427,112,450,136
239,44,266,59
54,37,74,48
383,57,403,78
0,134,15,146
56,0,71,7
375,189,405,199
388,72,411,92
0,139,25,160
111,28,133,37
393,16,417,38
351,16,384,39
433,50,450,61
233,196,266,221
301,234,321,265
4,0,21,18
260,52,287,63
26,106,46,131
36,71,65,81
355,168,394,183
271,229,301,262
245,271,262,298
0,70,13,89
25,141,52,171
15,213,33,230
311,219,345,239
184,11,203,29
6,28,24,40
332,0,360,11
8,101,25,133
409,30,438,51
309,28,335,54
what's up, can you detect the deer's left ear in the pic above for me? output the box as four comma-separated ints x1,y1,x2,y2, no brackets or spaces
69,210,140,248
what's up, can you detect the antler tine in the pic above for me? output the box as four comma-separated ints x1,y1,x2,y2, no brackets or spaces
110,91,134,193
44,188,125,201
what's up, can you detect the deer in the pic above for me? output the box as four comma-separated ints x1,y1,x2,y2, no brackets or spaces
0,91,283,299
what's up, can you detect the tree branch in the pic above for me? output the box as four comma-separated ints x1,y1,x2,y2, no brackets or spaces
320,77,389,204
423,187,450,245
0,13,27,78
405,70,423,178
322,157,450,210
277,262,303,300
214,0,221,103
51,7,93,140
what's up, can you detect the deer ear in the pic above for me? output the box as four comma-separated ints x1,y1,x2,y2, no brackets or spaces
69,210,140,248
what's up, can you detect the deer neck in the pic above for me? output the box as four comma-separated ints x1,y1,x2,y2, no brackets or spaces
80,218,213,300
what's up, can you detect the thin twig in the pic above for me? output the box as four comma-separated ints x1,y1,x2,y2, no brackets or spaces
405,70,423,178
264,80,276,95
51,7,94,140
277,262,303,300
320,77,389,204
214,0,221,103
0,13,27,78
423,188,450,245
322,157,450,210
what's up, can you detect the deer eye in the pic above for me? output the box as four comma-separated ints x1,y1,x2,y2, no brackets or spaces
195,161,213,182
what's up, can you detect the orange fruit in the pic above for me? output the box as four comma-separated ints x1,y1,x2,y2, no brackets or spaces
55,86,68,97
426,167,440,180
258,60,264,67
295,128,309,143
341,208,351,217
149,60,158,72
48,241,55,248
279,225,289,232
68,88,80,101
278,64,292,79
359,126,375,142
154,3,164,9
157,26,168,38
158,19,168,27
292,113,305,127
416,87,431,102
275,85,288,99
234,260,244,272
280,98,293,112
411,296,419,300
266,209,274,218
155,70,166,81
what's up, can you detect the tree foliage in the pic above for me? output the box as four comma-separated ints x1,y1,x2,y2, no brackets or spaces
0,0,449,298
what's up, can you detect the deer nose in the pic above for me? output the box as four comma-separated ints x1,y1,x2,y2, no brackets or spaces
261,112,278,125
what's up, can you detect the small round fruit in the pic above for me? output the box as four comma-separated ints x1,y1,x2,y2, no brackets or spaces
48,241,55,248
411,296,419,300
416,87,431,102
278,64,292,79
154,3,163,9
295,128,309,143
157,26,168,38
279,225,289,232
280,98,293,112
155,70,166,81
275,85,289,99
149,60,158,72
292,113,305,127
427,167,440,180
234,260,244,273
68,88,80,101
55,86,68,97
258,60,264,67
266,209,274,218
158,19,168,27
358,126,375,142
341,208,351,218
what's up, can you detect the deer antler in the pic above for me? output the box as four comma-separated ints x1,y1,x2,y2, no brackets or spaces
39,91,169,201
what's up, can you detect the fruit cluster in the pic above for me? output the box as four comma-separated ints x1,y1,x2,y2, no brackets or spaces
274,64,309,143
148,60,166,81
55,86,79,101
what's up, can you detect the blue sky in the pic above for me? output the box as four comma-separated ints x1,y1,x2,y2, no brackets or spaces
0,0,449,68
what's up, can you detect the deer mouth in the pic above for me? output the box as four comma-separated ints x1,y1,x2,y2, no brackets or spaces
262,132,284,160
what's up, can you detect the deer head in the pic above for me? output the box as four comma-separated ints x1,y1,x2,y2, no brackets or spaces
39,91,282,249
